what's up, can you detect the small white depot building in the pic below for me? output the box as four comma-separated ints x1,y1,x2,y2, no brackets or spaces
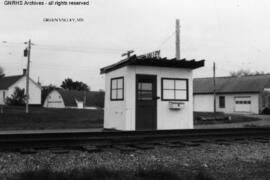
100,55,204,131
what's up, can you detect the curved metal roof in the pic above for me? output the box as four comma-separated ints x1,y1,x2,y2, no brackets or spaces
56,89,104,107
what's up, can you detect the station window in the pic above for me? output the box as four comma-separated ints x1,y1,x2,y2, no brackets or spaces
161,78,188,101
219,96,225,108
110,77,124,101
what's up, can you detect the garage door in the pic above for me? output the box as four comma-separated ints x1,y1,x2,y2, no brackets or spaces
234,97,251,112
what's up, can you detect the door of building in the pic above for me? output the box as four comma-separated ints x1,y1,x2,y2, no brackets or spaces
234,96,251,112
136,74,157,130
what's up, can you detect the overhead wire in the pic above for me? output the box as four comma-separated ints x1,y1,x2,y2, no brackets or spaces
0,41,129,54
155,31,175,50
33,44,127,54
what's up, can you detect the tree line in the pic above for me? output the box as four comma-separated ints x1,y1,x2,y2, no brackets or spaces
229,69,269,77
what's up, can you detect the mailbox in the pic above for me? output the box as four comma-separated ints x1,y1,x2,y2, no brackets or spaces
169,101,184,110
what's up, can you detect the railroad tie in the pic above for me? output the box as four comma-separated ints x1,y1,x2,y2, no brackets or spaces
112,144,137,152
216,142,232,145
179,141,201,147
190,139,210,143
130,144,154,150
254,139,269,143
157,141,185,148
50,148,70,154
166,143,185,148
236,140,250,144
20,148,37,154
82,145,100,153
211,139,231,145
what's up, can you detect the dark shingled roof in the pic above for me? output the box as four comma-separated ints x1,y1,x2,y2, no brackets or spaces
57,89,104,107
193,75,270,94
100,55,205,74
0,75,24,90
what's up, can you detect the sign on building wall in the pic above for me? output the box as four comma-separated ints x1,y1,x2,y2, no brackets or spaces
139,50,161,59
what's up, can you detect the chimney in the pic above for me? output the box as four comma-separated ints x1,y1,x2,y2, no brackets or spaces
23,69,27,75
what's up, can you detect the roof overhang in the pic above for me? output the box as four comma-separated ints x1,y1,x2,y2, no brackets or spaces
100,55,205,74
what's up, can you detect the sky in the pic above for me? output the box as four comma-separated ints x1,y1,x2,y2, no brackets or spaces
0,0,270,90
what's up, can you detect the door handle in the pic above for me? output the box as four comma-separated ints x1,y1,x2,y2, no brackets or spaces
154,96,160,100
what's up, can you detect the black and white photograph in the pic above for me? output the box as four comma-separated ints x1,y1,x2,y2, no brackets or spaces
0,0,270,179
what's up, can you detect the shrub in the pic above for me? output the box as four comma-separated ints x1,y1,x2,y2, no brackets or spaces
5,87,26,106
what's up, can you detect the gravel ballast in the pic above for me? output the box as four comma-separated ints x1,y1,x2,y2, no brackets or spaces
0,141,270,179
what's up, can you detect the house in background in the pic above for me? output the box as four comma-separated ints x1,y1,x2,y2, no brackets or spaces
0,70,41,105
193,75,270,114
43,89,104,109
100,55,204,131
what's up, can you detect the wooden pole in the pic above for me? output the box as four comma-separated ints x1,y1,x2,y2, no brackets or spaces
25,39,31,114
176,19,180,60
213,62,216,116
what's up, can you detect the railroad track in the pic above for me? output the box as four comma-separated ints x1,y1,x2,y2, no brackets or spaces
0,127,269,153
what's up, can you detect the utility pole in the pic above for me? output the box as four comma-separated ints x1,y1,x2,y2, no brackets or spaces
25,39,32,114
176,19,180,60
213,62,216,116
122,50,134,58
83,91,86,109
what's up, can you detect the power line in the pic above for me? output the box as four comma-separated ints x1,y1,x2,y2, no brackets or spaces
33,46,123,54
1,41,25,45
0,41,129,54
34,43,128,52
155,31,175,50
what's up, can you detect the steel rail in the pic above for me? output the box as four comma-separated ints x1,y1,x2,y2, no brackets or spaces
0,128,269,151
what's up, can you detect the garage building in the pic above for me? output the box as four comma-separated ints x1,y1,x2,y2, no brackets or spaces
193,75,270,114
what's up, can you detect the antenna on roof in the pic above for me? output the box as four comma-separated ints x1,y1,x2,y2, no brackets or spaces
122,50,134,58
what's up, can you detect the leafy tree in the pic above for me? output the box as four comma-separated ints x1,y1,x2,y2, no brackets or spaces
94,91,105,108
61,78,90,91
230,69,268,77
0,66,4,77
5,87,27,105
41,84,58,105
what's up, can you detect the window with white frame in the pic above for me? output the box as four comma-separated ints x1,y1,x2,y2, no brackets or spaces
110,77,124,101
161,78,188,101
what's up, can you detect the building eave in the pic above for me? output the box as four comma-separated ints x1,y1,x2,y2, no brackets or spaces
193,91,260,95
100,55,205,74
